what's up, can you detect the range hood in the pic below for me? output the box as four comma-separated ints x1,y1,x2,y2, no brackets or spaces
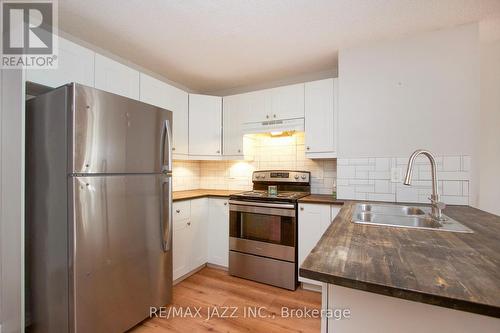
242,117,304,135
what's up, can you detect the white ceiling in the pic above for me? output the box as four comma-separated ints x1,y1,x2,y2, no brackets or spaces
59,0,500,94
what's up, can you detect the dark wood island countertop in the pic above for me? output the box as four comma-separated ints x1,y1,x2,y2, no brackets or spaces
299,201,500,318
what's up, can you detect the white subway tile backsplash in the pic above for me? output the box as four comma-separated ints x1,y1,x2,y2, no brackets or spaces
338,185,356,199
437,171,470,181
174,133,337,195
367,193,396,202
355,193,368,200
355,170,369,179
441,195,469,205
461,156,471,171
443,181,462,196
349,158,371,165
355,185,375,193
442,156,461,171
375,158,391,171
396,185,420,203
462,181,469,196
374,180,391,193
337,165,356,179
337,154,471,205
369,171,391,180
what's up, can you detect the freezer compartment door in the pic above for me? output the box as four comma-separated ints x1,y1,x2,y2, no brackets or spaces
71,175,172,333
72,84,172,174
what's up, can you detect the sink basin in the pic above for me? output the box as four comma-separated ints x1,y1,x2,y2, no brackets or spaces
352,203,473,233
356,204,426,216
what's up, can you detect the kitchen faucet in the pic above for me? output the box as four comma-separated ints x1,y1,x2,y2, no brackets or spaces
403,149,446,221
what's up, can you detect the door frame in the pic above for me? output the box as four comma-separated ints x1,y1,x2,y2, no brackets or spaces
0,68,25,332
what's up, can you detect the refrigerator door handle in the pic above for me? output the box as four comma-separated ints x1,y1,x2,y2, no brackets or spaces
161,119,172,173
160,176,173,252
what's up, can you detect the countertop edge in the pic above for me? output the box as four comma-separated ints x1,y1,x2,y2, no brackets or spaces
299,267,500,318
173,189,241,202
173,193,232,202
297,194,345,205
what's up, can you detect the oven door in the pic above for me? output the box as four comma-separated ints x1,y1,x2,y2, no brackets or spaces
229,200,296,262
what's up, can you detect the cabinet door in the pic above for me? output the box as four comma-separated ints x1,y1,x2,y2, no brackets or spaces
189,198,208,269
140,74,189,156
223,94,245,156
298,203,331,285
271,83,304,120
94,54,140,100
208,198,229,267
305,78,336,156
243,89,272,123
173,201,190,280
173,219,190,280
189,94,222,157
26,37,94,88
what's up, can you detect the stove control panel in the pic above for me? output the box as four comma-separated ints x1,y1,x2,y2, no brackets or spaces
252,170,310,183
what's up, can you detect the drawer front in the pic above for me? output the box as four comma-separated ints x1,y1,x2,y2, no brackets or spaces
228,251,297,290
173,201,190,221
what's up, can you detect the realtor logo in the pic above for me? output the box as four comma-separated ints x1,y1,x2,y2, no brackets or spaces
1,0,58,68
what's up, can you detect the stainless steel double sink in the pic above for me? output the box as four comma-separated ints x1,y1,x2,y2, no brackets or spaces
352,203,473,233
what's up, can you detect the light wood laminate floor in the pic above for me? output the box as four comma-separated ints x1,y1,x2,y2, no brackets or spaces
130,267,321,333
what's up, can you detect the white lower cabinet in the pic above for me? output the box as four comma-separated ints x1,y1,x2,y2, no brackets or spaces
298,203,341,286
207,198,229,267
190,198,208,268
173,197,229,281
173,201,191,280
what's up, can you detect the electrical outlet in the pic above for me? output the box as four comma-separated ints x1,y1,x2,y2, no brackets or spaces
390,167,402,183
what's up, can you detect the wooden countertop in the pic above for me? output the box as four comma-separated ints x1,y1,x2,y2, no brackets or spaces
299,201,500,317
173,189,242,201
298,194,344,205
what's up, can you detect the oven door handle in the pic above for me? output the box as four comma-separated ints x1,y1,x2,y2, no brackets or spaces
228,200,295,209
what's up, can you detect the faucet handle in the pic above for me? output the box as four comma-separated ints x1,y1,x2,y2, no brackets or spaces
428,197,446,210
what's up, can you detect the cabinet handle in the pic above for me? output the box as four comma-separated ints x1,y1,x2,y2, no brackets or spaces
187,222,191,226
266,115,269,119
172,147,176,151
300,207,304,211
224,202,228,206
306,146,310,150
273,114,276,118
237,149,241,153
176,209,180,213
216,150,220,154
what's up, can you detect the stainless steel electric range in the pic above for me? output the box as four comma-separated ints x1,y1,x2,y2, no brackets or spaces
228,170,311,290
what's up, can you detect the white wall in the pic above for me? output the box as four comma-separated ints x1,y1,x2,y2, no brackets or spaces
338,24,480,158
0,69,25,333
478,20,500,216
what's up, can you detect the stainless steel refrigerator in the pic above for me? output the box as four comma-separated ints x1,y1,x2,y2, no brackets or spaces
26,83,173,333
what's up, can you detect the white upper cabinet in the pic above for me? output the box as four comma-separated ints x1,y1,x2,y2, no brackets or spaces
242,89,271,123
223,94,246,156
304,78,337,158
239,83,304,123
94,54,140,100
270,83,305,120
140,74,189,156
189,94,222,157
26,37,95,88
